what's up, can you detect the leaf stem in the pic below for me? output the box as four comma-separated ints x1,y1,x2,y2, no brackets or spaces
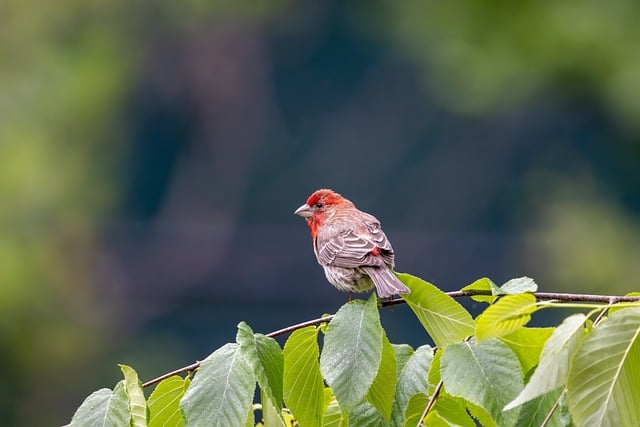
537,302,607,310
541,387,566,427
418,380,443,426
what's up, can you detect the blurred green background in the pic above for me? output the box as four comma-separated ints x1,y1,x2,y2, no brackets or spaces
3,1,640,425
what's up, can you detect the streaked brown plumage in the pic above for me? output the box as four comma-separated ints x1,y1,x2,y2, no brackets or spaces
294,189,410,298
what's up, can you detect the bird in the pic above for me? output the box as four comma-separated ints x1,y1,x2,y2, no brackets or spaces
294,189,410,298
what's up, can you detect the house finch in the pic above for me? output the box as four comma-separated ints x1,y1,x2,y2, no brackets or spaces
294,189,410,298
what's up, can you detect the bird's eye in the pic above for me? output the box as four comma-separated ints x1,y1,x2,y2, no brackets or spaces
315,202,324,208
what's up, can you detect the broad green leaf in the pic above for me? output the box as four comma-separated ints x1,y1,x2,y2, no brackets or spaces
501,277,538,294
283,326,324,427
348,400,386,427
236,321,284,410
323,388,348,427
500,327,554,375
279,409,299,427
465,400,496,427
398,273,475,347
423,394,476,427
260,389,287,427
71,381,130,427
403,393,429,427
391,345,433,427
392,344,414,374
424,412,448,426
557,392,575,427
476,293,538,341
427,349,442,394
568,308,640,427
505,314,586,410
515,388,566,427
366,333,397,421
245,405,254,427
441,338,523,427
148,375,190,427
180,343,256,427
405,392,475,427
461,277,501,304
427,349,442,387
120,364,147,427
320,294,383,412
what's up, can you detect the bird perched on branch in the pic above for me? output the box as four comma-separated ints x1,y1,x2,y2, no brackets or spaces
294,189,410,298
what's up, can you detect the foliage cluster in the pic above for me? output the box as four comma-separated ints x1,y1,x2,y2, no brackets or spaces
70,274,640,426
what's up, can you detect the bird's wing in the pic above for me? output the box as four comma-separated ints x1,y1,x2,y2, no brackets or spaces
315,217,395,268
362,219,395,266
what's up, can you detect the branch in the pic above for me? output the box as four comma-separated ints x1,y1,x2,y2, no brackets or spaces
541,386,567,427
449,290,640,303
265,314,334,338
418,380,443,426
142,314,335,388
141,289,639,388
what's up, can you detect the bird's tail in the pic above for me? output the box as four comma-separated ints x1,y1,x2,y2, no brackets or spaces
363,267,410,298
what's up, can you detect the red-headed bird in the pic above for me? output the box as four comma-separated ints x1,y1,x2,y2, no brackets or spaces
294,189,410,298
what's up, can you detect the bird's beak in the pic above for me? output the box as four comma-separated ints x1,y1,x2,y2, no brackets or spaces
294,203,313,218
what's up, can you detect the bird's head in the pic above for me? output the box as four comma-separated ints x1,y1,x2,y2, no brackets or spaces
294,189,353,235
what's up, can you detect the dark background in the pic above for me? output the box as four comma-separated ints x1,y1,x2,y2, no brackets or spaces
3,1,640,425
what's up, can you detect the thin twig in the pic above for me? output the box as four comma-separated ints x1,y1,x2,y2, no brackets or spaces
141,290,640,388
266,315,334,338
141,315,335,388
541,387,567,427
449,290,639,303
142,361,200,388
593,297,620,326
418,380,443,426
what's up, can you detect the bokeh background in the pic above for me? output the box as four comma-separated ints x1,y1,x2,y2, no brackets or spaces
3,1,640,425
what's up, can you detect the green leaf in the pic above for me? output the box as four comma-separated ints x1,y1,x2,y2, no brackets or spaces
180,343,256,427
424,394,476,427
568,307,640,426
461,277,502,304
398,273,475,347
404,392,476,427
515,388,566,427
260,389,287,427
427,349,441,386
505,314,586,410
366,333,397,421
441,338,523,427
393,344,414,374
556,392,576,427
403,392,429,427
245,405,254,427
500,327,554,375
465,400,496,427
323,388,348,427
500,277,538,294
476,293,538,341
236,321,284,410
148,375,190,427
320,294,384,412
120,364,147,427
391,345,433,427
70,381,130,427
348,400,386,427
283,326,324,427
